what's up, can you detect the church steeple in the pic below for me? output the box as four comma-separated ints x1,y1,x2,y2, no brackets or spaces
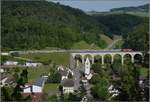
85,57,91,75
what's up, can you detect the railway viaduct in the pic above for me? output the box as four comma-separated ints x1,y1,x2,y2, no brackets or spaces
70,50,143,67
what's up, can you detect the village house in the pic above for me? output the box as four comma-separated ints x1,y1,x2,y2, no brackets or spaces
57,66,74,80
60,70,68,80
81,77,88,85
0,68,5,73
57,65,64,71
108,85,119,98
61,79,74,94
0,73,15,87
1,52,9,56
25,62,42,67
4,61,18,66
23,76,48,93
139,76,148,89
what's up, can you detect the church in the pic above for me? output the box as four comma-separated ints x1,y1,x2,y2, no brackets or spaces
84,57,93,80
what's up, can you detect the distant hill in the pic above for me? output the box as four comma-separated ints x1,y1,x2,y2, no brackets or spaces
93,14,147,37
110,4,149,12
87,4,149,17
1,1,107,50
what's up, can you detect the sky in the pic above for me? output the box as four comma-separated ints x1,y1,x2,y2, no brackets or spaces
47,0,149,12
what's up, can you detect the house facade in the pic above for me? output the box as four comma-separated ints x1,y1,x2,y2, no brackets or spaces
61,79,74,94
25,62,42,67
23,77,47,93
4,61,18,66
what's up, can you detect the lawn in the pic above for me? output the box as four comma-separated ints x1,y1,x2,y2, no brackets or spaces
9,66,51,81
19,52,70,65
27,66,50,81
43,83,59,94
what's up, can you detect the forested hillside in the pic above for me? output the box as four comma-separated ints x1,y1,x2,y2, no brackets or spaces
93,14,147,38
2,1,149,51
2,1,106,50
123,22,149,51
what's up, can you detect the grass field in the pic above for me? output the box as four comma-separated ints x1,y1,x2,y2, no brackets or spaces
43,83,59,93
9,66,51,81
19,52,70,65
27,66,50,81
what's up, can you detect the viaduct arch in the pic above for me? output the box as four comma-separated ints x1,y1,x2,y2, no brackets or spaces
70,51,143,67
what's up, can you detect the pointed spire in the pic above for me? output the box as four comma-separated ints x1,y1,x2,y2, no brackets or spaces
85,57,90,64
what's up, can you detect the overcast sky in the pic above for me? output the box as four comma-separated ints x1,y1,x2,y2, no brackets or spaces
47,0,149,12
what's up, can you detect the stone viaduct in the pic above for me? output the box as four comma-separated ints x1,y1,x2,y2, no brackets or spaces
70,50,143,67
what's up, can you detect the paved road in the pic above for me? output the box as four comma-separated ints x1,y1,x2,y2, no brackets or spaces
84,82,93,100
73,65,82,90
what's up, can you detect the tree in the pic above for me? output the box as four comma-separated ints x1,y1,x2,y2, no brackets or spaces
124,22,149,51
59,85,63,95
66,93,81,101
117,64,143,101
20,69,28,84
94,14,144,36
2,1,107,50
1,87,11,101
47,71,61,83
91,77,110,100
143,53,149,67
11,85,23,101
111,62,123,76
14,67,20,73
89,74,101,84
91,63,104,75
13,67,20,81
13,72,19,82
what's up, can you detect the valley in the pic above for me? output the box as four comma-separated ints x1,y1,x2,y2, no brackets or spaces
1,1,149,102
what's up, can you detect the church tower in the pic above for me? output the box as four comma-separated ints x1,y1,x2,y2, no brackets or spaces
85,57,91,75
